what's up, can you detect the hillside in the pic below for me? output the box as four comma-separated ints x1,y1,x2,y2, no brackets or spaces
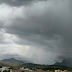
1,58,72,71
53,59,72,67
0,58,24,66
20,63,72,71
0,62,10,67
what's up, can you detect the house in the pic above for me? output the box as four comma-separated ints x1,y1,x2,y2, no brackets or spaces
10,69,21,72
24,68,29,71
20,67,24,70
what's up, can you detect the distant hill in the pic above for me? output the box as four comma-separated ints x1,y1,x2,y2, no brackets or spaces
54,59,67,66
1,58,24,63
1,58,72,68
0,58,72,71
53,59,72,67
0,58,24,66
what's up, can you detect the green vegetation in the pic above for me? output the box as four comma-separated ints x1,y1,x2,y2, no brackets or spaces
20,63,72,71
0,62,10,67
3,70,8,72
21,71,24,72
1,62,23,66
3,70,10,72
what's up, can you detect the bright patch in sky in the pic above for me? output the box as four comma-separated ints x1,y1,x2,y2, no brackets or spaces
0,4,24,21
0,4,12,19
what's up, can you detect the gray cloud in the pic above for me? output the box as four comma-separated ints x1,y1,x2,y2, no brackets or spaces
0,0,46,7
0,0,72,64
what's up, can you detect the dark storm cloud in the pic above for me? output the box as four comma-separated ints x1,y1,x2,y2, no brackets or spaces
2,0,72,63
0,0,46,7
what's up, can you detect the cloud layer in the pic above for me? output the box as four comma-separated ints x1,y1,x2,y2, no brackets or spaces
0,0,46,7
0,0,72,64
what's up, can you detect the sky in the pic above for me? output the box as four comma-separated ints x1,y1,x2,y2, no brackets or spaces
0,0,72,65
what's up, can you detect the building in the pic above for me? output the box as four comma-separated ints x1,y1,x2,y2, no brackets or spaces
29,70,33,71
20,67,24,70
31,69,53,72
24,68,29,71
55,70,62,72
0,66,10,72
64,70,67,72
10,69,21,72
12,66,20,70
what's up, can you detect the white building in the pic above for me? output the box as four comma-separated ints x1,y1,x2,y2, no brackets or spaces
20,67,24,70
0,66,10,72
55,70,61,72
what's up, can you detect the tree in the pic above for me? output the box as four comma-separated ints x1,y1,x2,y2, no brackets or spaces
3,70,8,72
21,71,24,72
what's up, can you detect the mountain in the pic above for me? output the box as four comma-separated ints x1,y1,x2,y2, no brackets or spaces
0,58,72,71
1,58,72,68
1,58,23,63
54,59,67,66
0,58,24,66
53,59,72,67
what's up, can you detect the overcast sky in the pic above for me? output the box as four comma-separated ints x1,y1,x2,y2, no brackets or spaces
0,0,72,65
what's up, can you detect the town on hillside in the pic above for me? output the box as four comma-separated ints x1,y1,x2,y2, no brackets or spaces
0,66,72,72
